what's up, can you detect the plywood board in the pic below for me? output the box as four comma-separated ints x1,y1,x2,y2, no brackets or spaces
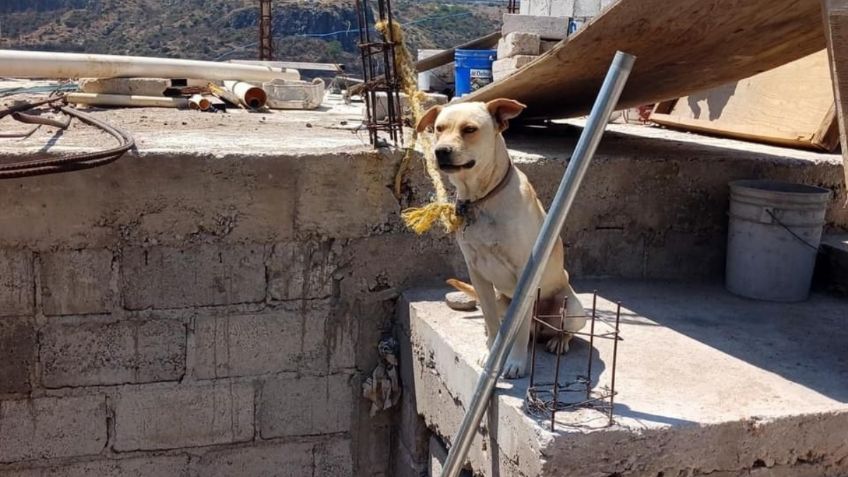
463,0,827,120
650,50,839,151
822,0,848,186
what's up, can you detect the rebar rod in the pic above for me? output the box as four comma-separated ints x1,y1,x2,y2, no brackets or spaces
440,51,635,477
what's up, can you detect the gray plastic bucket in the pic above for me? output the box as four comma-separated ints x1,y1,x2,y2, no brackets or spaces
725,180,830,302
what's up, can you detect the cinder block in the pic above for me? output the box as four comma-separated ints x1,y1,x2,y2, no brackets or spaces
40,249,114,316
192,301,329,379
574,0,601,16
551,0,577,16
372,92,449,122
41,318,185,388
0,395,106,463
294,156,401,239
0,249,33,317
502,13,569,40
315,438,354,477
121,245,266,310
79,77,170,96
268,241,337,301
0,318,35,394
493,55,538,82
540,40,560,54
113,382,253,451
259,374,353,438
497,32,541,58
192,442,314,477
1,455,188,477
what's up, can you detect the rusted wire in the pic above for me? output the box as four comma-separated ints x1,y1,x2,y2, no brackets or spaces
0,94,134,179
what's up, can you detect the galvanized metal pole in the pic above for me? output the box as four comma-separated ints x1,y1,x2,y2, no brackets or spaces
440,51,636,477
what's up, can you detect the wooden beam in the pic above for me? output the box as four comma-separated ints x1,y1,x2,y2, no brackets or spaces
822,0,848,188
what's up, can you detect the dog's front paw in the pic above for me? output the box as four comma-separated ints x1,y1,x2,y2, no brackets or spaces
502,356,528,379
545,333,573,355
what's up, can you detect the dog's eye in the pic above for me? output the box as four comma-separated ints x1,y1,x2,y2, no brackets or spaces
462,126,478,134
435,125,445,133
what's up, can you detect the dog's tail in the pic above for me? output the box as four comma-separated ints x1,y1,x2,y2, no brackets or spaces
446,278,478,300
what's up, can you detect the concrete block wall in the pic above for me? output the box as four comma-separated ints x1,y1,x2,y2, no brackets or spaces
0,149,466,477
0,129,845,476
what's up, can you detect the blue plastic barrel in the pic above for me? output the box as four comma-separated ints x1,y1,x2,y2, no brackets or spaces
454,49,497,97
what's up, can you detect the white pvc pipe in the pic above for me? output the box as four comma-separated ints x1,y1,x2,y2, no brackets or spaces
188,94,211,111
223,80,267,109
0,50,299,82
65,93,189,109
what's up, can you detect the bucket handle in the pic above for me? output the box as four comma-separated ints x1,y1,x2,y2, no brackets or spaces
763,208,821,252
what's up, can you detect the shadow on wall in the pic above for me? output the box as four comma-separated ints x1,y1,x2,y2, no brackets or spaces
686,82,738,121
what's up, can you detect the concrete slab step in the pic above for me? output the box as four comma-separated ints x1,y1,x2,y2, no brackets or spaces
398,281,848,476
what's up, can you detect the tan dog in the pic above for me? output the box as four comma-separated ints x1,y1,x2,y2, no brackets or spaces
416,98,586,379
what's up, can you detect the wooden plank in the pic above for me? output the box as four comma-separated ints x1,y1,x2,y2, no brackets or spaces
822,0,848,186
463,0,826,119
648,50,838,151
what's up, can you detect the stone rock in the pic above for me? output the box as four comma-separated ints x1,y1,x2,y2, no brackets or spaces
445,291,476,311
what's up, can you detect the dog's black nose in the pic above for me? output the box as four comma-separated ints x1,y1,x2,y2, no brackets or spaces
434,146,453,166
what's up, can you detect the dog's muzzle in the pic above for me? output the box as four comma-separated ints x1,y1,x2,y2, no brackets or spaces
434,146,475,172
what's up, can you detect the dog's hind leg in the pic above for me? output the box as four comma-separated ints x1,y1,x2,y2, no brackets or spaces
542,285,587,355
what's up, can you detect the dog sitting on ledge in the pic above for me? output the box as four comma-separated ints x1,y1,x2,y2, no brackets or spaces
416,98,586,379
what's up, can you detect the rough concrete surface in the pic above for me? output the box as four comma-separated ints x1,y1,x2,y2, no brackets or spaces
0,395,107,463
112,382,254,451
401,282,848,476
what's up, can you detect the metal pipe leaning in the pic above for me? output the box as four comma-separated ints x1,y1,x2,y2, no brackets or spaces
0,49,299,83
440,51,636,477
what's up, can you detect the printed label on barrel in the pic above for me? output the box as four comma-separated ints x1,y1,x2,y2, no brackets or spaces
568,16,589,35
469,69,493,91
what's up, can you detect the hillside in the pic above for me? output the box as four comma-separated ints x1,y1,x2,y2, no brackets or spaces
0,1,503,75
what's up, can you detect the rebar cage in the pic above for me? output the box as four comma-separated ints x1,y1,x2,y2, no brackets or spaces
355,0,404,147
525,290,623,431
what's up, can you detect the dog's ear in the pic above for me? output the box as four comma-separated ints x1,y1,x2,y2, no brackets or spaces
416,105,442,133
486,98,526,132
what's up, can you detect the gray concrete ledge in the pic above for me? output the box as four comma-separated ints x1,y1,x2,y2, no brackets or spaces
400,281,848,476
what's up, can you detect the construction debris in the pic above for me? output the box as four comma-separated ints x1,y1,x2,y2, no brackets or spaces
223,80,268,109
362,337,401,417
263,78,326,110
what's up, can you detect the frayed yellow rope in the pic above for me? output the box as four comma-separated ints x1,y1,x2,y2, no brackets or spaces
377,19,453,235
401,202,462,235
